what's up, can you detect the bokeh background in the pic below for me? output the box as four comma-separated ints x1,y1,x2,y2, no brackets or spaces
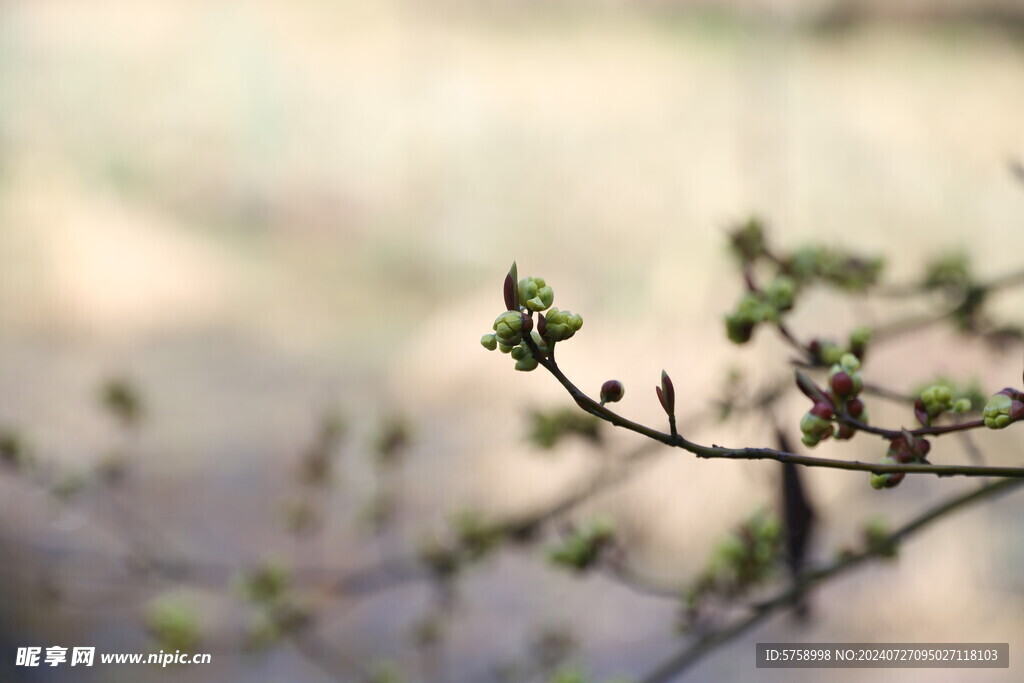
2,0,1024,681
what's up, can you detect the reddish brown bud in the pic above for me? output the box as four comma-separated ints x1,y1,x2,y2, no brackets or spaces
830,371,854,397
520,313,534,335
847,397,865,418
660,370,676,416
537,312,547,338
835,423,856,440
600,380,625,404
810,401,834,420
504,262,520,311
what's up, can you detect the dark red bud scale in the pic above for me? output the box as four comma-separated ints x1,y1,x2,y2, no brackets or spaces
537,312,547,338
505,261,520,311
913,397,929,427
795,370,827,403
660,370,676,415
520,313,534,335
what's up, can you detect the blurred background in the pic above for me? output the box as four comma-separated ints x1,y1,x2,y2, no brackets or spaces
1,0,1024,681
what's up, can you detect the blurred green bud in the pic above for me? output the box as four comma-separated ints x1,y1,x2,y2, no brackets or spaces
952,398,971,413
849,326,872,350
548,520,614,573
863,517,898,559
800,411,833,448
518,276,554,312
725,312,754,344
493,310,525,345
765,275,796,311
480,333,498,351
819,343,845,365
145,594,201,651
544,308,583,342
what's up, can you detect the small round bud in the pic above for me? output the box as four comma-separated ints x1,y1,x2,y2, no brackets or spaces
846,397,865,418
839,353,860,373
514,356,539,372
952,398,971,413
870,456,905,490
829,371,854,397
765,275,796,311
809,401,834,420
834,423,856,440
480,334,498,351
600,380,625,405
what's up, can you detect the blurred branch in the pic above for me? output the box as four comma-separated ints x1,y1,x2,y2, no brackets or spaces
636,475,1024,683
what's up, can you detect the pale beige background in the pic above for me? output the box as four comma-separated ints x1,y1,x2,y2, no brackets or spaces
1,1,1023,682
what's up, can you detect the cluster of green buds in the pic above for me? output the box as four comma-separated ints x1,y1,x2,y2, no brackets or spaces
870,433,930,490
914,385,971,426
982,388,1024,430
548,519,615,573
808,327,872,367
481,263,583,372
528,408,602,449
724,278,795,345
683,510,781,627
784,245,884,292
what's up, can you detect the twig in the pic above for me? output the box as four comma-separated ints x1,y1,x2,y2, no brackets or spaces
522,338,1024,479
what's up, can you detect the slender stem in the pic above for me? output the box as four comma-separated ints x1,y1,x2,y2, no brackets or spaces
636,476,1024,683
526,341,1024,478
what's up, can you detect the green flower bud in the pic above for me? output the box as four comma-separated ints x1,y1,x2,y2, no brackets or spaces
725,312,754,344
819,343,845,365
919,384,958,419
839,353,860,373
492,310,524,345
497,342,515,354
848,326,872,349
800,411,833,448
544,308,583,342
514,355,539,372
983,393,1014,429
518,276,554,312
952,398,971,413
480,333,497,351
869,455,904,490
